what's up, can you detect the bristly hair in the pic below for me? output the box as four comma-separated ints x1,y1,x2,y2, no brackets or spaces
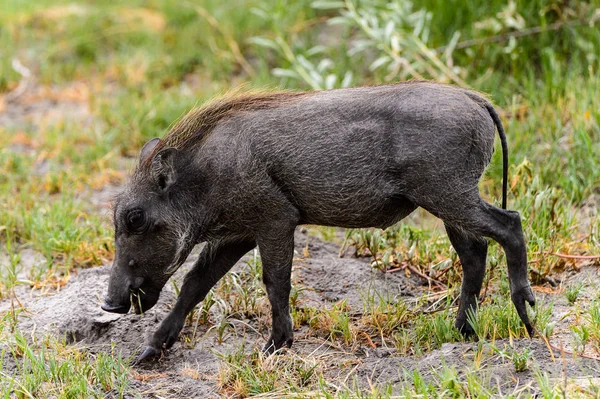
139,88,310,170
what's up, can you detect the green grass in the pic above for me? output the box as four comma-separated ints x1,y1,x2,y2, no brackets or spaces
216,342,598,398
1,0,599,397
0,313,131,398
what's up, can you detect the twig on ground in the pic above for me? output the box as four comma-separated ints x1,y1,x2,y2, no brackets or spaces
420,304,459,315
532,251,600,260
5,58,34,103
360,331,377,349
550,253,600,260
385,263,446,289
406,264,446,289
535,326,600,362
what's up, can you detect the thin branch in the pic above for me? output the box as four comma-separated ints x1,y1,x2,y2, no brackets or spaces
535,327,600,362
407,264,447,289
532,251,600,260
550,252,600,260
435,18,591,53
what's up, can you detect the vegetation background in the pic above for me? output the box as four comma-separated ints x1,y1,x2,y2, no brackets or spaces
0,0,599,397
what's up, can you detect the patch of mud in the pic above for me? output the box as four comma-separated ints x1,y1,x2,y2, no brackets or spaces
294,231,416,310
1,232,599,397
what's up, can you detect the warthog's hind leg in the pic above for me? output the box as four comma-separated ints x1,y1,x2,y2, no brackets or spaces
424,195,535,337
445,224,488,336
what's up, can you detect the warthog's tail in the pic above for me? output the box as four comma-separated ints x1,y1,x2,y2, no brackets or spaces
463,90,509,210
484,104,508,210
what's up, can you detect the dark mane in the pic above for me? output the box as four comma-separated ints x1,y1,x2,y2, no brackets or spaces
140,89,309,169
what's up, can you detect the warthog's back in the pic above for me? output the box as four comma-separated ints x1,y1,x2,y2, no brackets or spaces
201,82,496,228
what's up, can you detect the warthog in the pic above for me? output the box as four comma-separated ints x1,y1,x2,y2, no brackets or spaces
101,82,535,362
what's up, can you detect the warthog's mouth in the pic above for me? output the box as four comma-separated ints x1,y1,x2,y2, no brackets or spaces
130,291,143,314
130,288,160,315
102,287,160,315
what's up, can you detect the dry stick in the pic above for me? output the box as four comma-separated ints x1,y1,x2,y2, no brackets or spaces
562,343,568,399
387,263,446,289
360,331,377,349
435,18,591,53
549,252,600,260
534,326,600,362
408,264,447,289
421,304,459,315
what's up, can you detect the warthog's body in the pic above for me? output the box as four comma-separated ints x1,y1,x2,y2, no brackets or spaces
102,82,535,361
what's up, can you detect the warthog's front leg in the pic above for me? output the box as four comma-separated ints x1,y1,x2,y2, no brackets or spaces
136,239,256,363
257,225,296,354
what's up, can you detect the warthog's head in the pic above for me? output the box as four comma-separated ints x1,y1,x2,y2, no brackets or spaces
102,138,198,315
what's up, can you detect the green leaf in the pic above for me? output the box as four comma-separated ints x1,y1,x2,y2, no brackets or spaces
247,37,279,51
369,55,391,71
272,68,300,79
341,71,353,87
311,1,345,10
325,74,337,89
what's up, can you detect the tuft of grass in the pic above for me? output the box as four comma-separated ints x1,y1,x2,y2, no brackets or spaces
360,289,412,340
217,345,320,397
0,323,131,398
565,282,584,305
493,343,534,373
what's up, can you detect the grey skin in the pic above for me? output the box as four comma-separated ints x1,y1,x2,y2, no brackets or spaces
101,82,535,362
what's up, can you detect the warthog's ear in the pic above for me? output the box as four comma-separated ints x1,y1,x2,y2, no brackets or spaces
151,148,178,192
140,138,161,164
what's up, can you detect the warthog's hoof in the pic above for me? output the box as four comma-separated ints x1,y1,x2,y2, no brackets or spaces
456,319,476,337
511,286,536,338
133,346,162,365
262,336,293,355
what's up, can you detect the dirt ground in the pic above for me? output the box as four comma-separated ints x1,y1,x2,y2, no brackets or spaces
1,230,599,398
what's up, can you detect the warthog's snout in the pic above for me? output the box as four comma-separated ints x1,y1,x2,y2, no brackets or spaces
101,300,130,314
101,286,161,316
101,271,152,315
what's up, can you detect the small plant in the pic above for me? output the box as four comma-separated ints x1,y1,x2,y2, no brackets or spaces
327,300,354,345
571,324,590,354
468,291,536,341
360,289,411,340
413,308,463,352
496,346,532,372
196,289,217,325
565,282,584,305
511,348,532,372
585,300,600,352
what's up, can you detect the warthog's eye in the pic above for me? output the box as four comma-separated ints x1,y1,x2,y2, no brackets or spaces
125,208,148,234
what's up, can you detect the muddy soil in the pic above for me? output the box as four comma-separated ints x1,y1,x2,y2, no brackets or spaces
1,231,599,398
